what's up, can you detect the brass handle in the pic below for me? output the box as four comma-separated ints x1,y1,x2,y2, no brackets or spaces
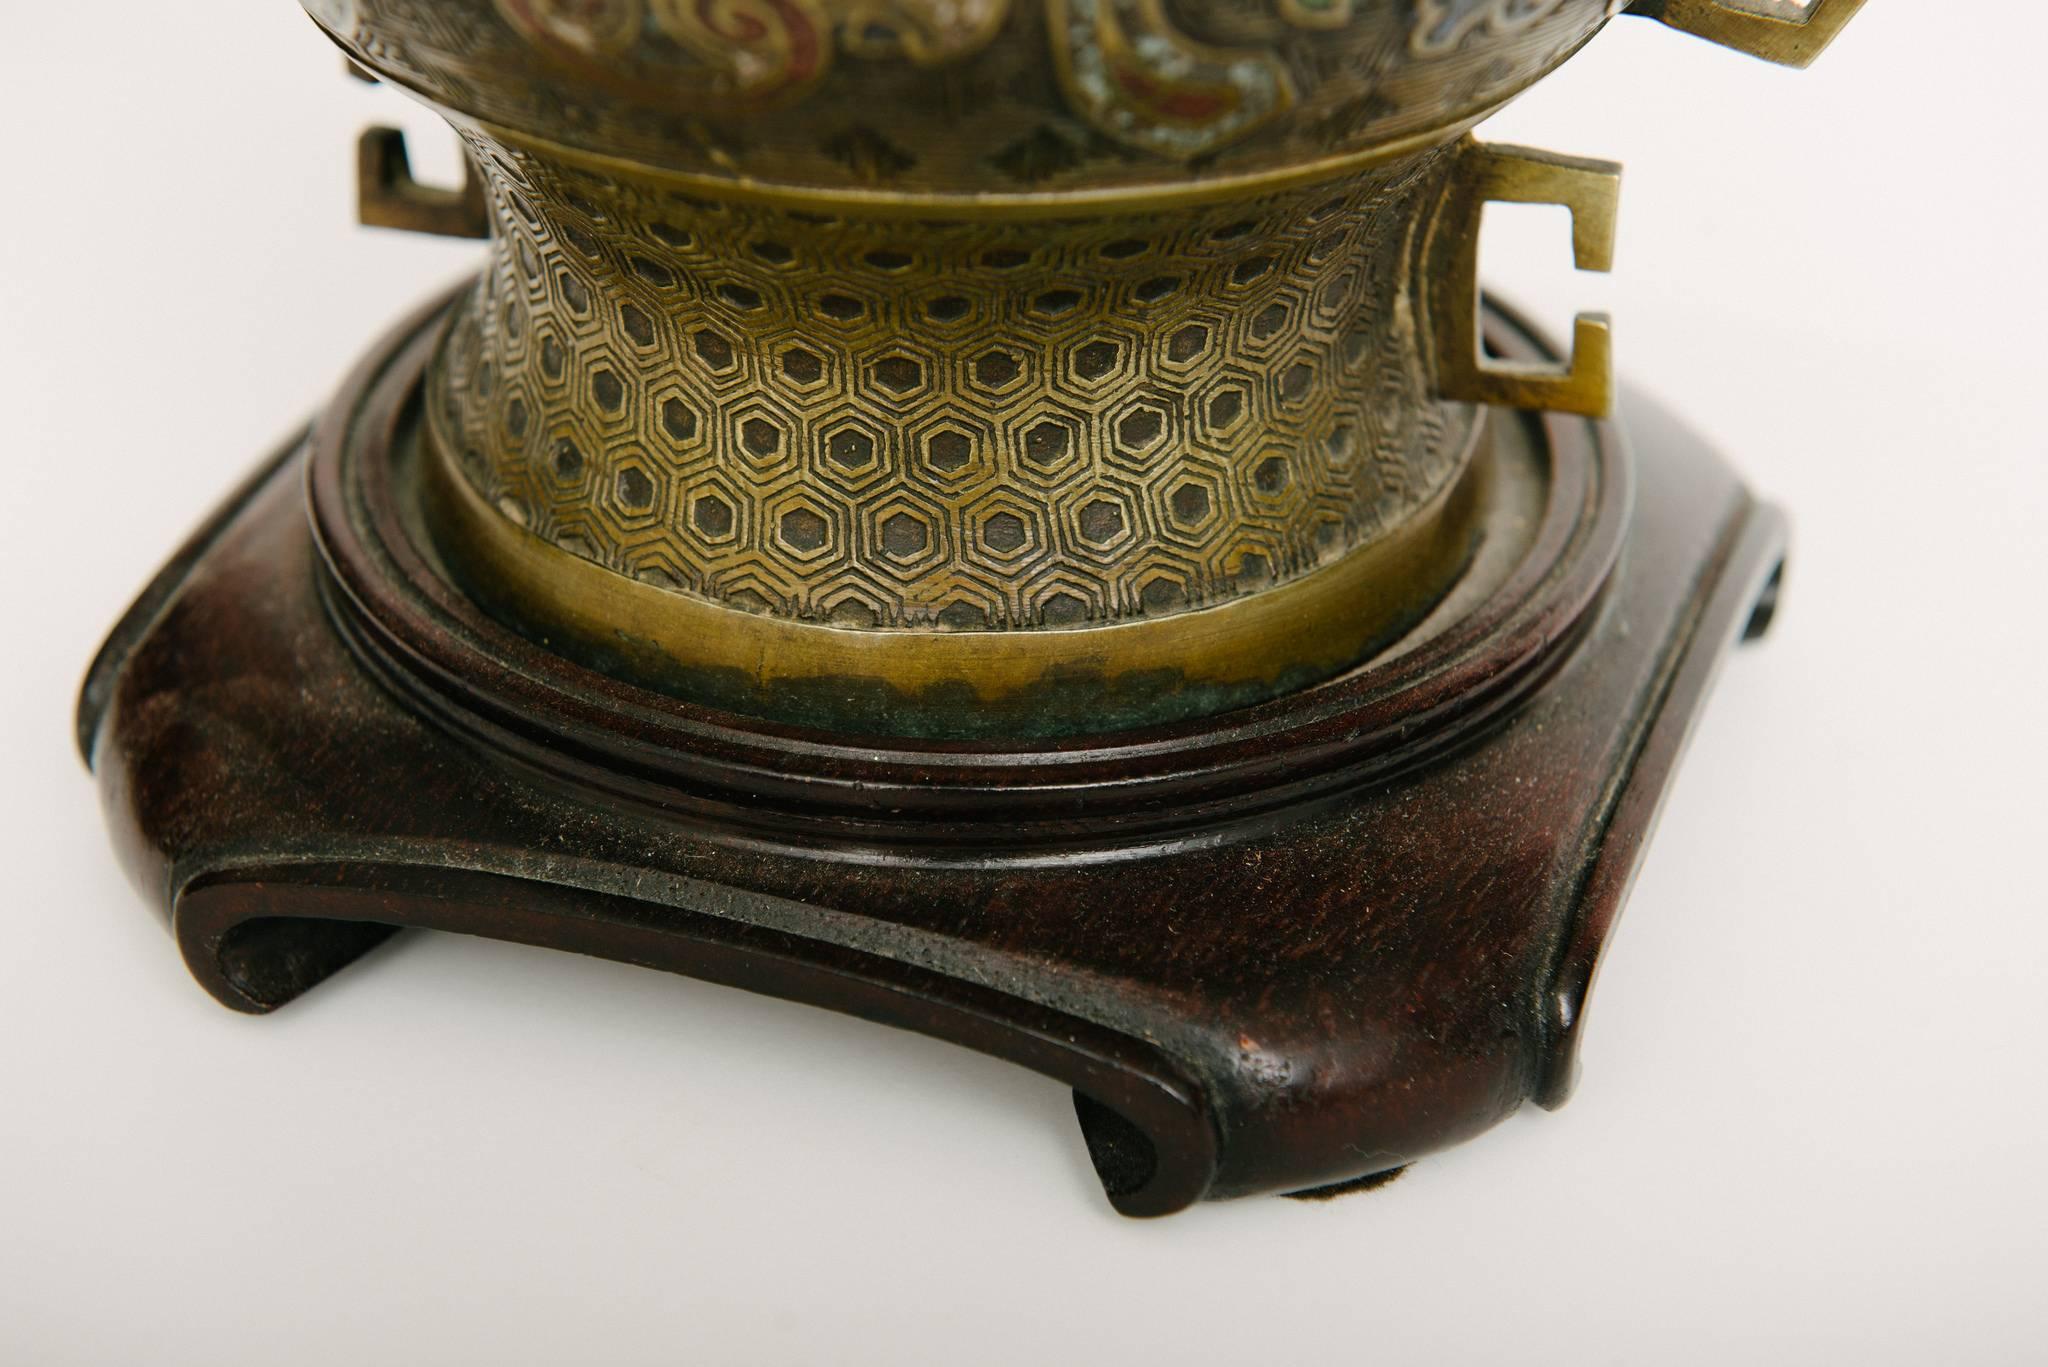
1629,0,1865,67
1430,141,1622,420
357,126,490,239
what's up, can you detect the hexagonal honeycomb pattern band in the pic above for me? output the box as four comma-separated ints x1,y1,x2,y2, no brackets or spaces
425,130,1477,633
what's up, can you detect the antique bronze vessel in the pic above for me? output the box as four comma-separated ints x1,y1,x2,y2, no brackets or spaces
81,0,1863,1214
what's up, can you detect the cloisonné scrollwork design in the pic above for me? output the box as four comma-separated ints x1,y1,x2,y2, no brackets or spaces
315,0,1624,194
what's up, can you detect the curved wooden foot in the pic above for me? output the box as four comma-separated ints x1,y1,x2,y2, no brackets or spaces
78,299,1784,1215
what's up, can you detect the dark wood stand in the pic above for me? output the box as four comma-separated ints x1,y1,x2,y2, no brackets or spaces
79,294,1784,1216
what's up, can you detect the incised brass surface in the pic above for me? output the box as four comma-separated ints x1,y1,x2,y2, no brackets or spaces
316,0,1861,734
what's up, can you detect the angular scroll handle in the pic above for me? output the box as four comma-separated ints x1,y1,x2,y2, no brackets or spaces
357,126,489,239
1432,142,1621,421
1630,0,1865,68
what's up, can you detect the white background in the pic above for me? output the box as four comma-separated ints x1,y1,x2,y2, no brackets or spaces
3,5,2045,1364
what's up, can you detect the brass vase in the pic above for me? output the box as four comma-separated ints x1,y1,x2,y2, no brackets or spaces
320,0,1858,734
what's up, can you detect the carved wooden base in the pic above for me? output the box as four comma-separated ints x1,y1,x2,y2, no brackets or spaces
79,296,1784,1216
